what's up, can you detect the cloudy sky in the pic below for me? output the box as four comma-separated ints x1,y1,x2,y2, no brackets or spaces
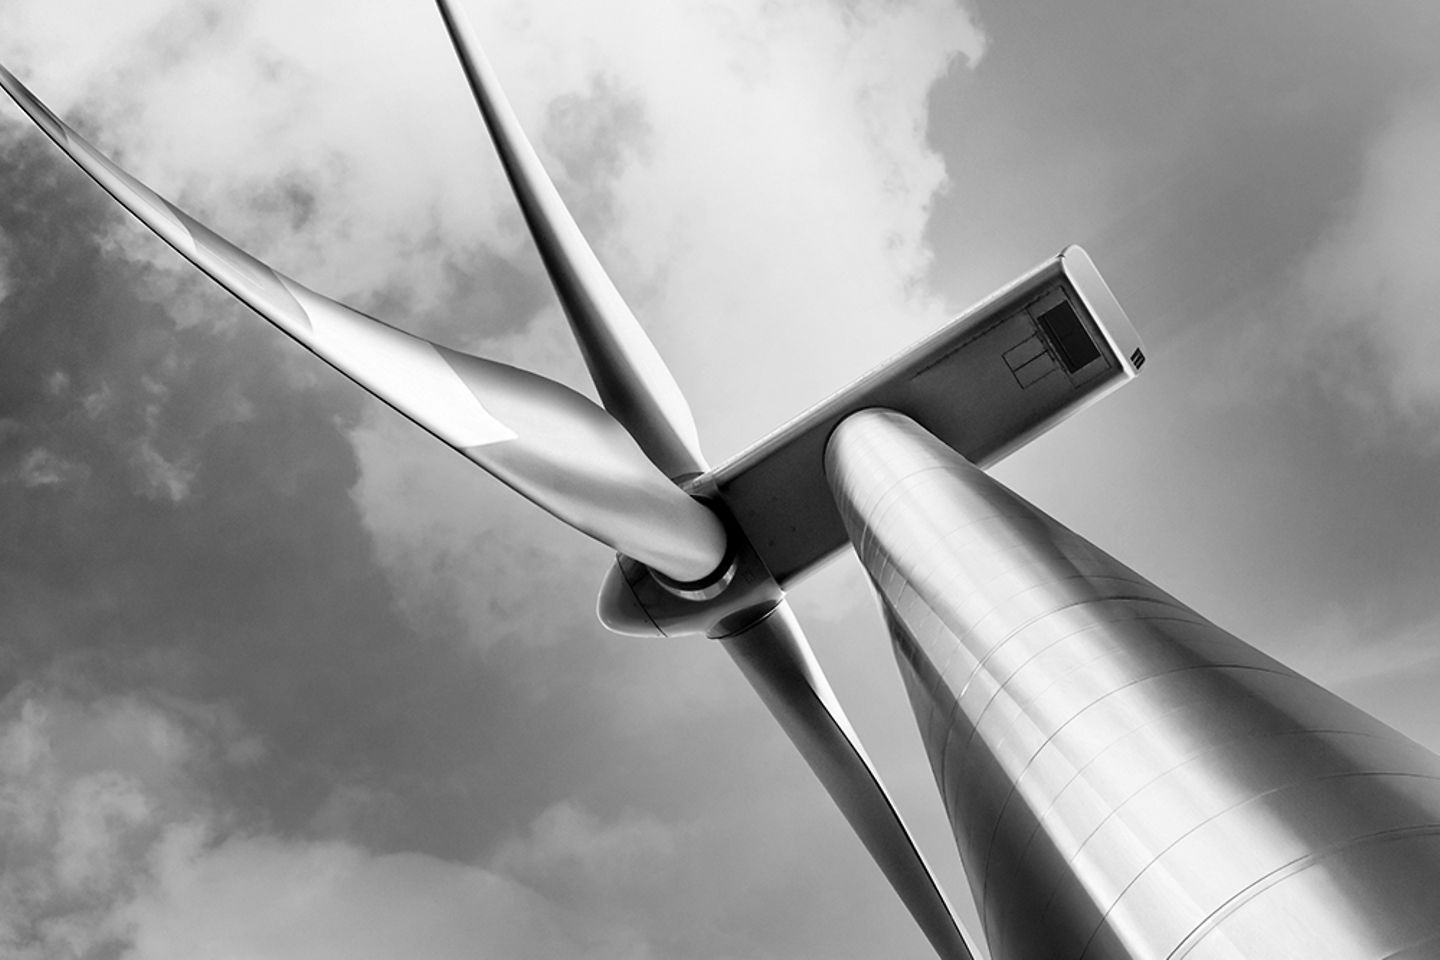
2,0,1440,957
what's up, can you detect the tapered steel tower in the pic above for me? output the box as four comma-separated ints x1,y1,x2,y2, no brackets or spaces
828,409,1440,958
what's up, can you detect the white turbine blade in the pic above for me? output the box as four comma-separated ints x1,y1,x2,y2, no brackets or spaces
718,602,978,960
434,0,707,479
0,63,726,583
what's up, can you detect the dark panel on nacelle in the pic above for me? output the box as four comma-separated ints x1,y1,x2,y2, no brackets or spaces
694,246,1143,586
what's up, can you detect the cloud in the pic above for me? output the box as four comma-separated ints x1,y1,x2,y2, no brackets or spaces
541,0,987,454
0,686,217,958
348,410,608,651
1288,91,1440,440
122,830,651,960
0,685,657,960
1,2,989,956
338,0,986,656
0,222,13,311
495,800,678,905
11,447,89,488
0,128,542,865
4,0,539,353
4,0,987,627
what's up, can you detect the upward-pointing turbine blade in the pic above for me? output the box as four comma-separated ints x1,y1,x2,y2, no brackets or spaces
718,602,977,960
0,63,726,584
435,0,707,479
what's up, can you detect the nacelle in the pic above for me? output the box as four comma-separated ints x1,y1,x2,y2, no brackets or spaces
598,246,1144,638
703,245,1142,587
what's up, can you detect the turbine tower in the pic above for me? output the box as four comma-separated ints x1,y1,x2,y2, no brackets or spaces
6,3,1440,957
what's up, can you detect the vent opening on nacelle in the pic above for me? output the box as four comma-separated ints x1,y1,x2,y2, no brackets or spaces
1037,300,1101,373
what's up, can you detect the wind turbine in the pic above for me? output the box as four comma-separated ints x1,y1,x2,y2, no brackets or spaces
1,3,972,955
9,2,1440,958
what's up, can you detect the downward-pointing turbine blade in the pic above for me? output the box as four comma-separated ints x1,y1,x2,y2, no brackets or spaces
435,0,707,479
718,602,977,960
0,63,727,584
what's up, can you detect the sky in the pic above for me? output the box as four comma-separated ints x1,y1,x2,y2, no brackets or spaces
2,0,1440,958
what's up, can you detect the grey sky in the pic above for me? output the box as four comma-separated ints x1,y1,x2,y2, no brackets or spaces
2,0,1439,958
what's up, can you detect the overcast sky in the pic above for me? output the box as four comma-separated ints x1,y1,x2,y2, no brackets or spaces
3,0,1440,958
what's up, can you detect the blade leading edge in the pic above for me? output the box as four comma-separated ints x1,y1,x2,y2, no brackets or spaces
0,63,726,583
434,0,707,479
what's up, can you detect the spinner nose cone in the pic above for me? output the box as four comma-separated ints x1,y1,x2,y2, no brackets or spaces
597,559,665,637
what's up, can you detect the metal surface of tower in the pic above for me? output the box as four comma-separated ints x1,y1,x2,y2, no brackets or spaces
828,409,1440,958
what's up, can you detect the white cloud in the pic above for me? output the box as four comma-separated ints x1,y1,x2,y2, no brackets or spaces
13,447,88,488
0,224,13,313
347,409,609,649
129,438,195,502
0,689,206,959
495,800,678,905
3,0,985,624
1290,92,1440,438
0,685,661,960
122,829,650,960
54,771,153,893
338,0,985,649
1,3,986,955
538,0,987,455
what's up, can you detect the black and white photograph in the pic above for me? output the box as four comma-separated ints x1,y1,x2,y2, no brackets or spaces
3,1,1440,957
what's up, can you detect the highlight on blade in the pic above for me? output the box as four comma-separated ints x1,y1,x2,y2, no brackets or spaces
434,0,707,480
0,62,727,584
